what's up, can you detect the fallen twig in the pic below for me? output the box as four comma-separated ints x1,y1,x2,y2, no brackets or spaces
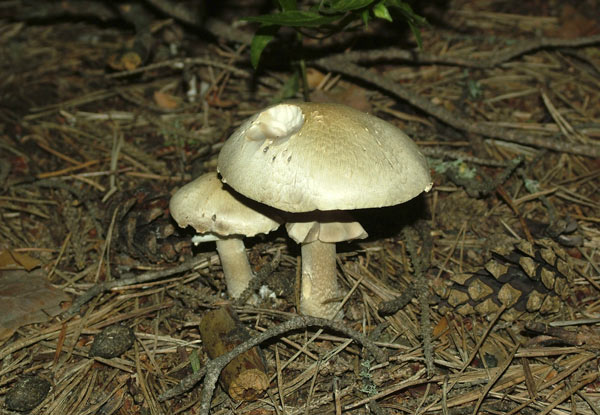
525,322,600,348
443,157,523,198
105,57,250,79
313,56,600,157
377,284,415,316
405,223,434,376
235,249,282,306
336,34,600,69
60,254,213,319
159,315,387,415
144,0,254,45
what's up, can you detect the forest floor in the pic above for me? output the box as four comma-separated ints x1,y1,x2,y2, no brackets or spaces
0,0,599,414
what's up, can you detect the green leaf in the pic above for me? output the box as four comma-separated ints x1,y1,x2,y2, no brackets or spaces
189,350,201,373
387,1,428,26
271,71,300,104
408,21,423,49
243,10,340,27
373,2,392,21
383,0,427,49
325,0,374,12
250,27,278,68
277,0,297,12
360,8,370,26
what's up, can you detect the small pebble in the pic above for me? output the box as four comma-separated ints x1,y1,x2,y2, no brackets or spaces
5,375,51,412
89,325,135,358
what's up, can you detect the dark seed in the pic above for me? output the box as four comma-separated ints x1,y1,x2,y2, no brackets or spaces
89,325,135,358
6,376,51,412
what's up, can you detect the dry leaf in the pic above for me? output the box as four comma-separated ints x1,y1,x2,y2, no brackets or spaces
306,68,326,89
556,5,600,38
310,82,372,113
0,250,41,271
206,94,236,108
433,316,449,337
107,50,143,71
153,91,180,109
0,269,71,341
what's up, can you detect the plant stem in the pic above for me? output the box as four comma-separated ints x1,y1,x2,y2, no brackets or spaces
296,31,310,102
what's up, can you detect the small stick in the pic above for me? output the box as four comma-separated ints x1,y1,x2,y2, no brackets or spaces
235,250,281,306
331,34,600,69
496,185,535,244
377,284,416,315
333,376,341,415
61,254,212,319
313,56,600,157
159,316,387,415
525,322,600,347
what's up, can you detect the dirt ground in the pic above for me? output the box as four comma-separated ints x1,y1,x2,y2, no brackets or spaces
1,0,599,414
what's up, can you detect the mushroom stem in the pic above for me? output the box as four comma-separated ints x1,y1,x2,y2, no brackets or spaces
215,238,254,299
300,240,341,319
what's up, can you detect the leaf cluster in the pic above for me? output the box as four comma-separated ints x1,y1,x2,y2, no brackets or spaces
244,0,427,67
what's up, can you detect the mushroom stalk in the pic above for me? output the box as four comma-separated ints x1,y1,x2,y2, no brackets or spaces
300,240,341,319
215,238,253,299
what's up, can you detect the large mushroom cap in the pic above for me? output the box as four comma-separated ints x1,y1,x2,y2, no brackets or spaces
218,102,432,213
169,172,281,237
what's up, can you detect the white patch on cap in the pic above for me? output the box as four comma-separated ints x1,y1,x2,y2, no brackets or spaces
246,104,304,142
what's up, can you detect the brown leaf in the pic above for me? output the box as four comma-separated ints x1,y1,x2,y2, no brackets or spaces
305,68,326,89
107,50,143,71
433,316,449,337
0,250,41,271
310,82,372,113
548,4,600,38
0,269,71,341
153,91,180,109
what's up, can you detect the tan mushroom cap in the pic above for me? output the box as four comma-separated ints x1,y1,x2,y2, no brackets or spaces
218,102,432,213
169,172,281,237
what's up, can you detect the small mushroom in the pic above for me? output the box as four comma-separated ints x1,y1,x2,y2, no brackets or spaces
218,102,432,318
286,212,368,318
169,172,281,299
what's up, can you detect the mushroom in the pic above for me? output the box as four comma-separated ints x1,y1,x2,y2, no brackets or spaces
169,172,281,299
217,102,432,318
285,212,368,318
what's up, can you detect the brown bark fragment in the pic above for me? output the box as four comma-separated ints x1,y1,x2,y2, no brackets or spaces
199,306,268,402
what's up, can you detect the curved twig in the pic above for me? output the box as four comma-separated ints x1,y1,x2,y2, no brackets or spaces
313,55,600,157
61,254,213,319
334,34,600,68
159,316,387,414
